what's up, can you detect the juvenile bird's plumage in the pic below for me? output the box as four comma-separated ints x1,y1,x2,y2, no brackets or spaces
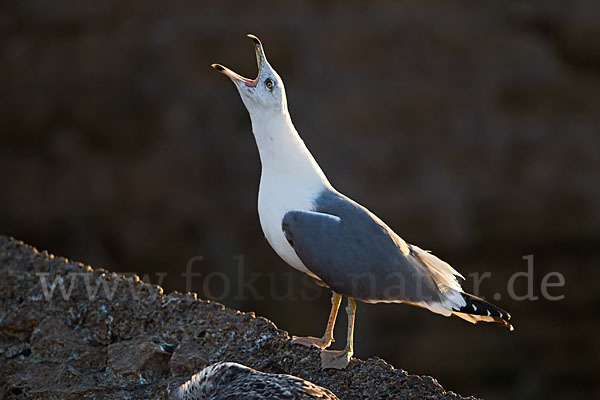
212,34,512,369
170,362,339,400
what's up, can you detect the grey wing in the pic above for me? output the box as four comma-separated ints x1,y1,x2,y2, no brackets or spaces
281,209,443,305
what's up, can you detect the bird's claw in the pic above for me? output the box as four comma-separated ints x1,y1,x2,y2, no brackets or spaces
320,349,353,370
291,335,333,350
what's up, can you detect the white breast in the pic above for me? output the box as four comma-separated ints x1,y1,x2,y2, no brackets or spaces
257,172,324,279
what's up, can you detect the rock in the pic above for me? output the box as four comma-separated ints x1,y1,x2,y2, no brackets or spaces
107,336,173,381
31,317,106,369
0,236,477,399
168,340,209,376
0,310,38,343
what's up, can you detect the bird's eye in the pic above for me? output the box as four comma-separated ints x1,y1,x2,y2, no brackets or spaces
265,79,274,89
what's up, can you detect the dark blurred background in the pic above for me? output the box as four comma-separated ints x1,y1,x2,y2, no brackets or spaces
1,1,599,399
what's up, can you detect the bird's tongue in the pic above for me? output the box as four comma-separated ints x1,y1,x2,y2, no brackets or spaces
238,72,258,87
232,71,255,84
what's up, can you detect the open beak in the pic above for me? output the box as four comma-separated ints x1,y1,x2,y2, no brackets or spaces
212,34,265,87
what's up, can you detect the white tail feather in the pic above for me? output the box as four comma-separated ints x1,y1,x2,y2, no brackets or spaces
410,244,466,312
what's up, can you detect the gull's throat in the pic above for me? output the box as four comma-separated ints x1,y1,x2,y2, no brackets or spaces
250,111,329,188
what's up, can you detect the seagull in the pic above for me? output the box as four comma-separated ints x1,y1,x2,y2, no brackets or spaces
170,361,339,400
212,34,513,370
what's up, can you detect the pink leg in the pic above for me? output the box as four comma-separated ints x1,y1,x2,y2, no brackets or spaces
292,292,342,350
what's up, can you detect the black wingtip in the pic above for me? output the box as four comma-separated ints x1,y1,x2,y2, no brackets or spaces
455,292,513,330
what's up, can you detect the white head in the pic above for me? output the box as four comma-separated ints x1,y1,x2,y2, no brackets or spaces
212,35,288,119
211,35,329,188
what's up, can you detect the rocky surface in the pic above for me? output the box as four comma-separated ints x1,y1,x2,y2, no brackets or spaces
0,236,476,400
2,2,600,398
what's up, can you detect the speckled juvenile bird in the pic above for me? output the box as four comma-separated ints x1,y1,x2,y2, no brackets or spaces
170,361,339,400
212,35,513,370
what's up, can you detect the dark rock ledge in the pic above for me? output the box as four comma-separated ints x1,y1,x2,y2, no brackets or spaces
0,236,477,400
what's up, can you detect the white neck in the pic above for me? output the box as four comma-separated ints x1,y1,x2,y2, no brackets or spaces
248,108,330,278
250,110,330,189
